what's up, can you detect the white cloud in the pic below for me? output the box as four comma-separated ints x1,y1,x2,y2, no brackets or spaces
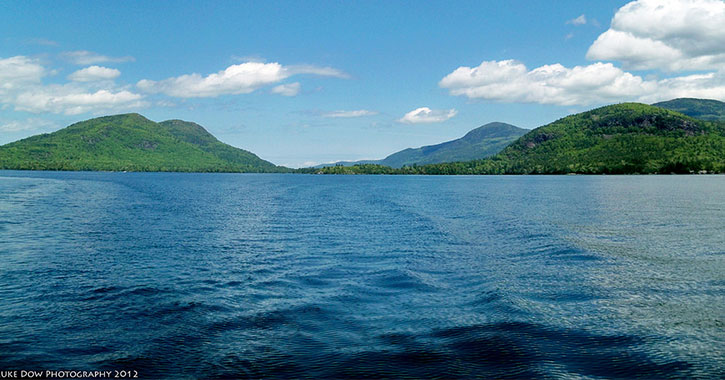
137,62,286,97
271,82,301,96
323,109,378,118
0,56,46,90
440,59,725,106
0,118,56,132
637,72,725,103
68,66,121,82
13,86,146,115
399,107,457,124
60,50,135,65
568,14,587,25
137,61,348,98
0,56,146,115
587,0,725,71
439,0,725,105
441,1,725,106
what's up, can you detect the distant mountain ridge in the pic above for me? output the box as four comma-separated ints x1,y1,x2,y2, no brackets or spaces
0,113,283,172
317,102,725,174
653,98,725,121
380,122,527,168
316,122,527,168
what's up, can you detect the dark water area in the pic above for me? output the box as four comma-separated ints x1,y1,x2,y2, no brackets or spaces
0,171,723,379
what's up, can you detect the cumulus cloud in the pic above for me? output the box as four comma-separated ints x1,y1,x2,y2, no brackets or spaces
0,56,146,115
322,109,378,118
568,15,587,25
0,56,46,89
137,62,348,98
587,0,725,71
60,50,135,65
13,86,145,115
399,107,457,124
68,66,121,82
271,82,301,96
440,0,725,106
439,59,725,105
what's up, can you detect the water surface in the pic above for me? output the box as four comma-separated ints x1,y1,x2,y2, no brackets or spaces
1,172,723,378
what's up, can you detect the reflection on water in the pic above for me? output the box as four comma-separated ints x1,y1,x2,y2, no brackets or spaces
0,172,723,378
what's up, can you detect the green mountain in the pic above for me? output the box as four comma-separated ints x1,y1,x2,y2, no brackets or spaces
484,103,725,174
318,103,725,174
0,113,283,172
379,122,527,168
314,122,527,168
653,98,725,121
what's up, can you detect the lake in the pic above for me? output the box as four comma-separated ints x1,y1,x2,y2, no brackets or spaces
0,171,723,378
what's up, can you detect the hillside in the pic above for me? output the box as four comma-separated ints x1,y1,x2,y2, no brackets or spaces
318,103,725,174
315,122,526,168
653,98,725,121
379,122,527,168
0,114,283,172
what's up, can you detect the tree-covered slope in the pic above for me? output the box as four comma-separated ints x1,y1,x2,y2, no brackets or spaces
653,98,725,121
484,103,725,174
379,122,527,168
313,122,527,169
0,113,283,172
317,103,725,174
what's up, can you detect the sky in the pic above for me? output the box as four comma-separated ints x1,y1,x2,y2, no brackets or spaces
1,0,725,167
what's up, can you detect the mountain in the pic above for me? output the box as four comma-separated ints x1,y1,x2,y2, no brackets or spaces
653,98,725,121
0,113,283,172
484,103,725,174
379,122,527,168
318,103,725,174
314,122,527,168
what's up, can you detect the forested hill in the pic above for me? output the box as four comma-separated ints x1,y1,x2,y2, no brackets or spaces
317,103,725,174
0,113,284,172
315,122,527,168
653,98,725,121
378,122,527,168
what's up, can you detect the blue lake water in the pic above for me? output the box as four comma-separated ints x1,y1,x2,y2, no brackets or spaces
0,171,723,379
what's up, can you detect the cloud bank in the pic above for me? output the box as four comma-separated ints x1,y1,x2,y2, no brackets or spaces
441,0,725,106
137,62,347,98
0,56,145,115
587,0,725,71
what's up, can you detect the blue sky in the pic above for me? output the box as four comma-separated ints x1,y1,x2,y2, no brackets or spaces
2,0,725,167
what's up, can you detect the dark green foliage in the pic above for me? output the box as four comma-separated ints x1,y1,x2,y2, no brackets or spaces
315,103,725,175
379,122,527,168
0,113,287,172
653,98,725,121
